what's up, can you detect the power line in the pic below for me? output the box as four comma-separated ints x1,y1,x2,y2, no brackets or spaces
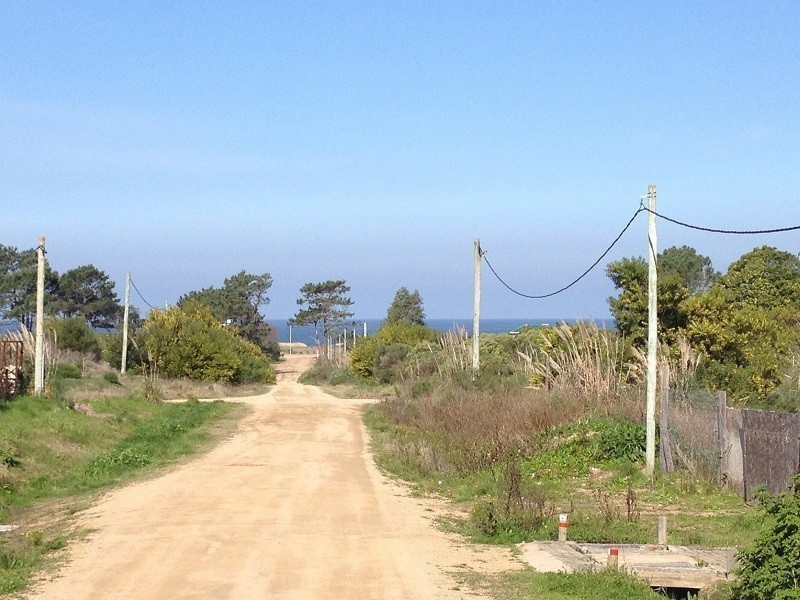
130,278,156,310
644,208,800,235
482,207,645,299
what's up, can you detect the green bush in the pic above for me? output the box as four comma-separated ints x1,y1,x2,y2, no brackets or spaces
49,317,100,358
141,301,275,384
349,323,438,383
375,322,438,346
523,418,645,479
374,343,413,383
54,363,82,380
735,478,800,599
349,336,379,378
102,332,143,373
103,371,119,385
592,419,645,463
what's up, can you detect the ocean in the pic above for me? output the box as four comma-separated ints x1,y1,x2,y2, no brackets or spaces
268,318,609,345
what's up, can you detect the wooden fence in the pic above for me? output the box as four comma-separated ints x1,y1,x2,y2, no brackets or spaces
0,340,24,398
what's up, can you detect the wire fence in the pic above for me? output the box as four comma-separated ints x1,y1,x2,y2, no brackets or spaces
662,388,723,483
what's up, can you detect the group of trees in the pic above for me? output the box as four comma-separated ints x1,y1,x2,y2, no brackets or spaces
0,243,284,385
0,245,125,330
0,240,369,384
22,231,799,404
178,271,279,360
607,244,800,404
122,270,280,383
348,287,434,382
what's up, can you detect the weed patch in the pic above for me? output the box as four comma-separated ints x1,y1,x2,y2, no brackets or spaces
490,568,662,600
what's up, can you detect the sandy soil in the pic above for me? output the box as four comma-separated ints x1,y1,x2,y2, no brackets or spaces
27,355,519,599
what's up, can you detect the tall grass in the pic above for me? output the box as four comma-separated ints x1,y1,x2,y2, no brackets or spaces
433,327,472,377
517,321,644,419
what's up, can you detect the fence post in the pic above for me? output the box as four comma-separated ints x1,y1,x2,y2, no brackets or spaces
717,391,727,487
660,364,674,473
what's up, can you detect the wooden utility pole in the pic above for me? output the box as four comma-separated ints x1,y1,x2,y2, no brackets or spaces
121,273,131,374
34,236,46,395
472,238,481,374
645,185,658,476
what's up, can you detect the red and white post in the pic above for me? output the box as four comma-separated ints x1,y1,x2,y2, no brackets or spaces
558,513,568,542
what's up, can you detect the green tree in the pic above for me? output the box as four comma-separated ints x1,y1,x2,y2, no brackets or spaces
179,271,278,358
292,280,354,353
718,245,800,308
684,246,800,402
385,287,425,325
0,244,59,329
605,252,694,346
55,264,123,328
657,245,718,293
48,316,101,358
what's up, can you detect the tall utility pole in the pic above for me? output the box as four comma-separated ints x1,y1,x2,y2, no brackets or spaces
472,238,481,373
645,185,658,476
34,236,46,396
121,273,131,374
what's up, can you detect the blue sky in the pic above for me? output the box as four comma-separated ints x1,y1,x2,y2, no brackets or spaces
3,2,799,320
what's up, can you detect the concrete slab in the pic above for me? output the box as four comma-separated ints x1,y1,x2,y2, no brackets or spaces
519,541,737,590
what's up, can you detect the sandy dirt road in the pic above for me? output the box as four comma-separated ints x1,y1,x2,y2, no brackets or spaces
28,355,518,599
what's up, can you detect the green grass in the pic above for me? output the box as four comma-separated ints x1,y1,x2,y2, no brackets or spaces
366,403,763,547
479,568,663,600
0,393,245,594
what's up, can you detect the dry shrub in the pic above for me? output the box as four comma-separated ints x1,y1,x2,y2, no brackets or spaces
380,381,585,475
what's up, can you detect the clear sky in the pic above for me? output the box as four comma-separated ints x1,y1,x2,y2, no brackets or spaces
3,2,800,320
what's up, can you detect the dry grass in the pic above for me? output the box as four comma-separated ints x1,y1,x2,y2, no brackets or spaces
380,383,587,476
434,327,472,377
61,370,272,403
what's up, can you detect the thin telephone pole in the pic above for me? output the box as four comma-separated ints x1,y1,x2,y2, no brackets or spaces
121,273,131,374
645,185,658,476
34,236,46,395
472,238,481,373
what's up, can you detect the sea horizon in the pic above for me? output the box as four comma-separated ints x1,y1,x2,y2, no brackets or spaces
269,317,614,345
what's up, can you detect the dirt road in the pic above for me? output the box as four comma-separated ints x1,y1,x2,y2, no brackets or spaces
28,355,518,599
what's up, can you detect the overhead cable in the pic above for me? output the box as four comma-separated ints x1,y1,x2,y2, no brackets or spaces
643,208,800,235
482,207,645,299
130,278,156,310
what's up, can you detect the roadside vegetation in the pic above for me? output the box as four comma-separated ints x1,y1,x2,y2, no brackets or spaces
0,388,245,593
0,254,282,595
313,248,800,599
